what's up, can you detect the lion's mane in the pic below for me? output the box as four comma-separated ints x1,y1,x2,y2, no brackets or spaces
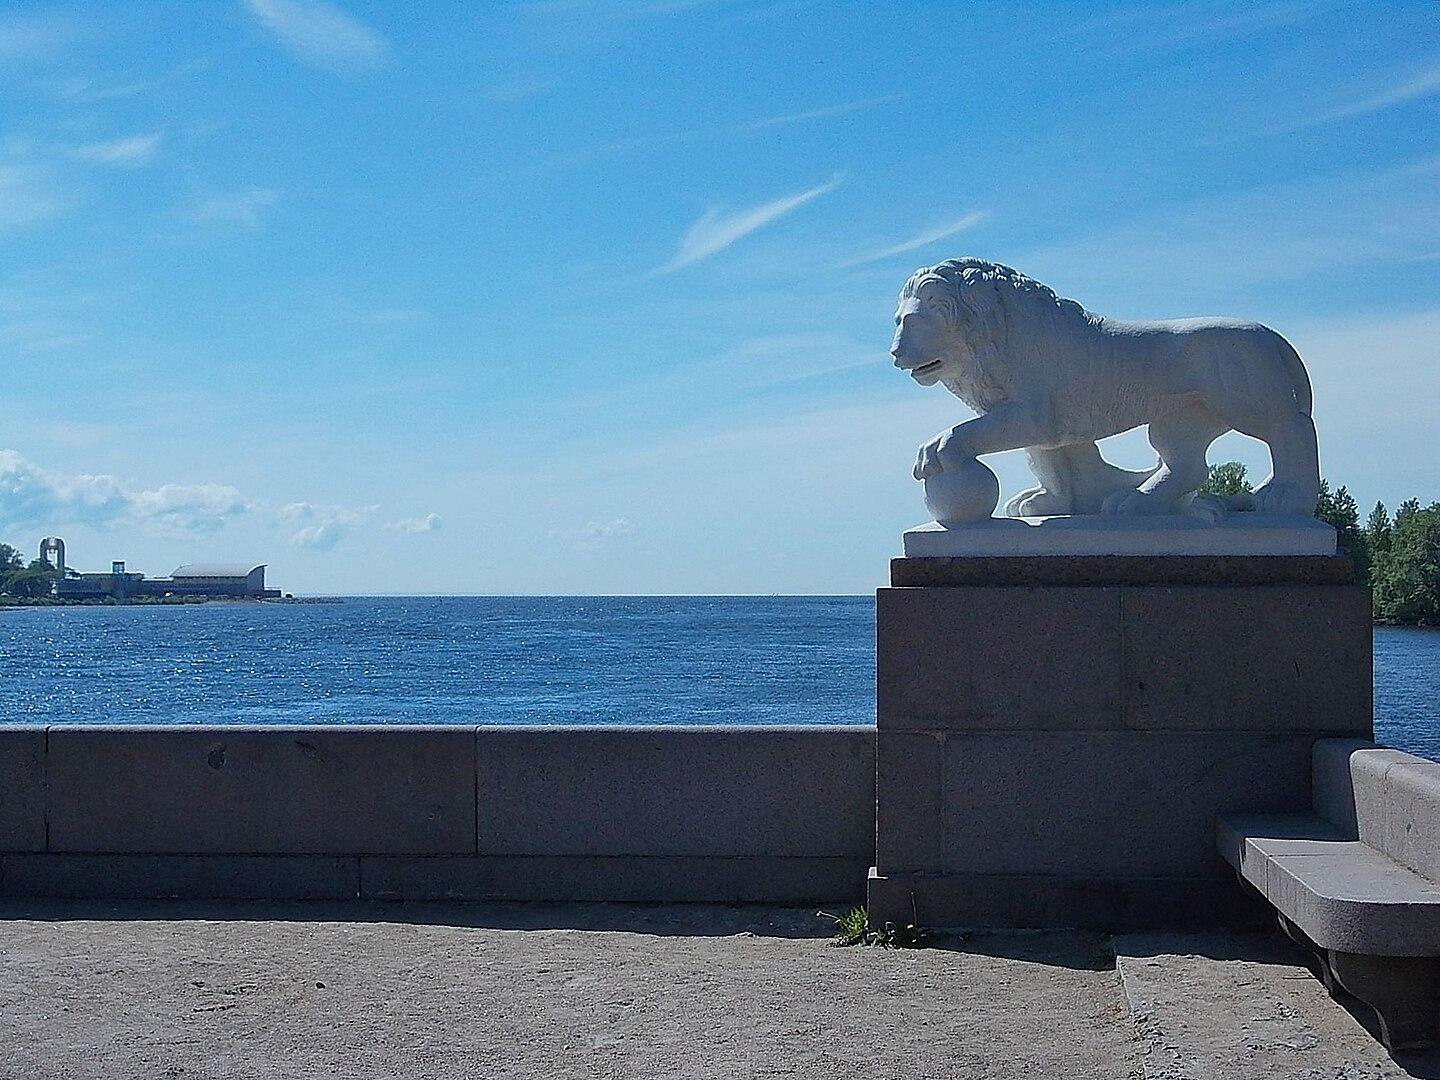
900,258,1096,410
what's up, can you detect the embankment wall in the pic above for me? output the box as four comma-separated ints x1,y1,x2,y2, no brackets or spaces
0,725,875,903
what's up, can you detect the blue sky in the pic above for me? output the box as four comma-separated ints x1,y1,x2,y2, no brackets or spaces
1,0,1437,594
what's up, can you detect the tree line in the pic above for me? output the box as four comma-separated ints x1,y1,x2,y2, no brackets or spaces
1204,463,1440,626
0,544,61,599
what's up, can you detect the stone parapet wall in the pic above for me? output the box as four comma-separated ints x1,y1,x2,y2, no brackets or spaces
0,725,875,903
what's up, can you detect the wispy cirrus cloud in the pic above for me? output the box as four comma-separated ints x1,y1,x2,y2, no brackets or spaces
505,96,891,179
71,133,163,167
388,513,442,534
1052,0,1320,54
659,174,842,273
243,0,391,73
1018,154,1440,301
46,74,154,104
1272,57,1440,134
189,187,279,229
520,0,736,20
841,211,988,269
739,94,903,132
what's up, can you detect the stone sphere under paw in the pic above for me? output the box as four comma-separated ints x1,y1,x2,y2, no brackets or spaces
922,457,1000,525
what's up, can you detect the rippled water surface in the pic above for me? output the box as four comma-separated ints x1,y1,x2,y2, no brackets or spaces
1,599,1436,758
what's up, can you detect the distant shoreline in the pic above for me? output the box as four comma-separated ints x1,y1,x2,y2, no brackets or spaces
0,595,341,609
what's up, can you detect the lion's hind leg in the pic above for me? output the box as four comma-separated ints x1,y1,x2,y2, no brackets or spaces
1247,412,1321,515
1104,404,1226,516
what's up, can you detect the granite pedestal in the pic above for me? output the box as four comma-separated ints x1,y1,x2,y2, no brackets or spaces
867,553,1373,930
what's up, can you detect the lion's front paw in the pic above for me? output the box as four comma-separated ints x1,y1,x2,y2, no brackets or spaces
1252,480,1316,515
913,431,964,480
1101,488,1176,517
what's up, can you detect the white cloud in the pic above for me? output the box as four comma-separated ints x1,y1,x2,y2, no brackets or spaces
190,188,278,229
289,523,345,549
243,0,391,72
389,513,442,533
280,501,378,549
128,484,251,533
0,450,252,533
841,211,988,268
71,133,162,167
659,175,842,273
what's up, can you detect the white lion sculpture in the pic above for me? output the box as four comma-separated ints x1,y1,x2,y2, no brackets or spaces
891,258,1320,519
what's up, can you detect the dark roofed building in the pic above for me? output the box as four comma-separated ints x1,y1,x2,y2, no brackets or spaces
166,564,275,597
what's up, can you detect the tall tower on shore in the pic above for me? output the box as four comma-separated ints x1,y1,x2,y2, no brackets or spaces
39,537,65,574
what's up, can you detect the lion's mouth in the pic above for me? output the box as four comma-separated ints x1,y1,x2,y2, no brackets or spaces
909,359,945,380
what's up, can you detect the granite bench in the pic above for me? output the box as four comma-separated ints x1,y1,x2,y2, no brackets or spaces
1217,738,1440,1052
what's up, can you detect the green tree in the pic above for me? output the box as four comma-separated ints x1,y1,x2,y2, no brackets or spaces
1,568,56,599
1371,502,1440,626
1316,480,1370,583
0,543,23,573
0,542,24,596
1366,503,1392,557
1201,461,1253,496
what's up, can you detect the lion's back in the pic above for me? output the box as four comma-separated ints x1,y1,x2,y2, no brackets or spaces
1093,315,1305,412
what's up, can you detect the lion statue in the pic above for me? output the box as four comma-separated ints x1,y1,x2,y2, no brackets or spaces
891,258,1320,518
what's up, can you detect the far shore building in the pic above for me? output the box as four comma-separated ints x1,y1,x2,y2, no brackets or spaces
44,541,279,600
164,564,275,598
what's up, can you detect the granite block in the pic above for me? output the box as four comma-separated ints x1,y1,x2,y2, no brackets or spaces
1374,759,1440,883
1214,811,1349,895
1346,745,1426,849
875,732,942,874
877,587,1121,730
1121,585,1372,732
1310,738,1383,836
475,726,874,859
0,727,45,853
936,731,1315,879
1266,847,1440,955
47,726,476,855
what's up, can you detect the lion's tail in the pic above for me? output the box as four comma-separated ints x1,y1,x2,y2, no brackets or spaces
1279,336,1313,416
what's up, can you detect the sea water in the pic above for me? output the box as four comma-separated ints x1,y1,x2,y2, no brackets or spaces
1,598,1436,759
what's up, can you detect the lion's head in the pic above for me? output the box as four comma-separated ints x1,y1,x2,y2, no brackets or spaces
891,258,1089,405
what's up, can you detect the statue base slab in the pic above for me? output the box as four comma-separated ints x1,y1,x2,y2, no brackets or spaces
902,514,1335,558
